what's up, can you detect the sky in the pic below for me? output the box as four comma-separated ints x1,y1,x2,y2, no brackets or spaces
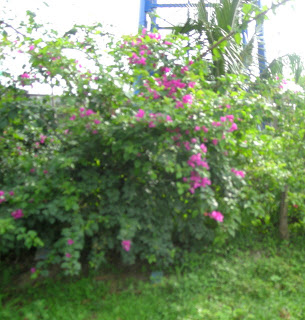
1,0,304,92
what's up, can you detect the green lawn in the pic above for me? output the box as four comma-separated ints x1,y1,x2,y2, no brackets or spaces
1,240,305,320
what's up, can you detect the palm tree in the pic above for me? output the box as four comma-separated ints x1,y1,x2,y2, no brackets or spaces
174,0,265,78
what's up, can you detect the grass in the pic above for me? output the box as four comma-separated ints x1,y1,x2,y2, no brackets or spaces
1,237,305,320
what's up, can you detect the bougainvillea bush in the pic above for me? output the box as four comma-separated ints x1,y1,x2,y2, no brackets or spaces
1,13,304,276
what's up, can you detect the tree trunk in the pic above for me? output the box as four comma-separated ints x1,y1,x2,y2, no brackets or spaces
279,184,289,240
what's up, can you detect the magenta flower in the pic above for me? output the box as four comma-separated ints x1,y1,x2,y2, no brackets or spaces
29,45,35,51
212,139,218,146
182,94,193,105
43,170,48,174
166,115,173,122
0,191,4,196
30,168,35,173
148,121,156,128
191,138,197,143
94,119,101,124
46,71,51,76
30,267,36,273
194,126,200,131
80,107,85,113
200,144,207,153
9,191,14,196
135,109,145,119
220,116,226,122
188,82,196,88
175,101,184,108
20,73,30,79
64,129,69,134
92,130,98,134
40,135,47,143
231,168,245,178
65,253,71,258
209,211,224,222
86,109,95,116
164,41,172,45
70,115,76,121
229,123,238,132
122,240,131,252
67,239,74,245
11,209,24,220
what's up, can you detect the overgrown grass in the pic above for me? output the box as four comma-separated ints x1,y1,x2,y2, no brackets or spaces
1,237,305,320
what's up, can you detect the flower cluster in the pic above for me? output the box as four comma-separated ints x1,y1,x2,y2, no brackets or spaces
231,168,246,178
121,240,131,252
11,209,24,219
205,211,224,222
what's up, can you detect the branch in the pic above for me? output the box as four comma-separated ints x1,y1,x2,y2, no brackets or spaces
0,20,27,38
200,0,293,58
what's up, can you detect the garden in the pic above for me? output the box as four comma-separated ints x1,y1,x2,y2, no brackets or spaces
1,0,305,319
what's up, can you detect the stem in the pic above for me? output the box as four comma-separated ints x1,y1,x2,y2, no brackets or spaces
279,184,289,240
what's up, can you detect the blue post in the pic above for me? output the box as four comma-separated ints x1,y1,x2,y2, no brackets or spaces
139,0,147,29
257,0,267,74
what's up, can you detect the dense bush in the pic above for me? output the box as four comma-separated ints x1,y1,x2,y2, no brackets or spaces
1,13,305,276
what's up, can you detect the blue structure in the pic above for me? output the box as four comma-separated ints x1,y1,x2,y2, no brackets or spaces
139,0,267,74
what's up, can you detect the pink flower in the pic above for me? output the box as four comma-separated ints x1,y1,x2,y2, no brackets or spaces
29,45,35,51
226,104,231,109
212,139,218,146
67,239,74,245
86,109,95,116
136,109,145,119
209,211,224,222
20,73,30,79
202,126,209,133
11,209,24,220
94,119,101,124
30,267,36,273
175,101,184,108
40,135,47,143
229,123,238,132
46,71,51,76
164,41,172,45
181,66,189,74
188,82,196,88
166,115,173,122
231,168,245,178
293,204,298,208
80,107,85,113
65,253,71,258
9,191,14,196
212,121,222,127
0,197,6,204
0,191,4,196
226,115,234,122
188,60,194,65
122,240,131,252
64,129,69,134
200,144,207,153
191,138,197,143
70,115,76,121
148,121,156,128
194,126,200,132
182,94,193,105
183,141,191,150
30,168,35,173
220,116,226,122
43,170,48,174
92,130,98,134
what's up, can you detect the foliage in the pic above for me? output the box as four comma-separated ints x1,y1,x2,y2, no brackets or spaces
1,8,305,277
